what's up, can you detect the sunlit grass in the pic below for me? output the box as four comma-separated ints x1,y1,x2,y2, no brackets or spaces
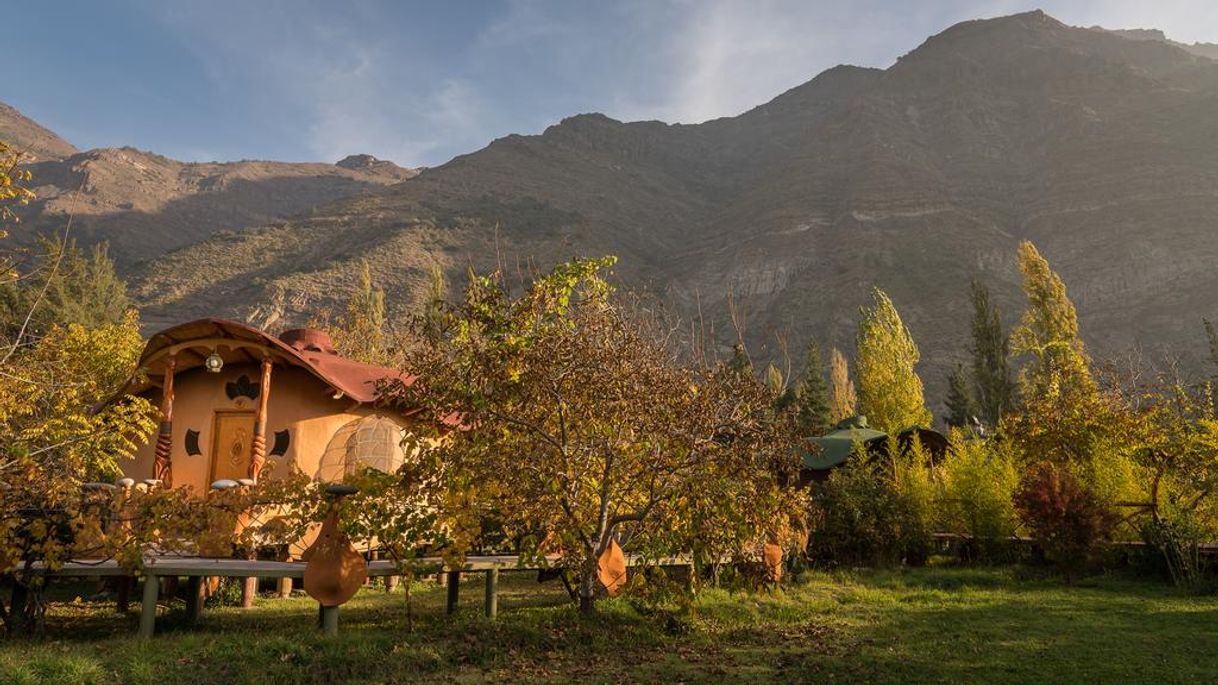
2,566,1216,684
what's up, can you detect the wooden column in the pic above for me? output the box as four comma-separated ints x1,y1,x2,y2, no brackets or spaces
238,358,272,609
249,357,273,483
152,356,176,488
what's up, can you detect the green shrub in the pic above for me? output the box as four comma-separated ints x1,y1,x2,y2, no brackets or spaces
808,442,934,567
1139,511,1214,591
937,432,1019,560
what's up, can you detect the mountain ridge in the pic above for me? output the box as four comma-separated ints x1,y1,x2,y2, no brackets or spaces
10,10,1218,414
3,107,416,265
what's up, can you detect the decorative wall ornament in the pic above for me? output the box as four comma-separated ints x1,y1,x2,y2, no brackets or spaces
225,374,261,401
270,429,291,457
184,429,202,456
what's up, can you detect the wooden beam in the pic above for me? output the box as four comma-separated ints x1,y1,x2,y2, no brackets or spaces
31,554,698,578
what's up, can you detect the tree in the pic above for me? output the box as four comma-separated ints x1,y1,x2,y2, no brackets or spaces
1,237,130,339
728,342,753,378
0,152,157,634
334,260,388,364
828,347,856,424
855,288,932,433
393,257,805,613
1010,241,1094,400
0,140,34,229
970,279,1013,426
0,313,159,633
792,339,831,436
1203,319,1218,374
944,364,979,429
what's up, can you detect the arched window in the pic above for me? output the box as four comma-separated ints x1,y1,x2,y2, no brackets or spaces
316,416,412,482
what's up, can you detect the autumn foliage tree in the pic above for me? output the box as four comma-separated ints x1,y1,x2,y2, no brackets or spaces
828,347,856,424
0,145,159,634
393,257,806,613
855,288,932,434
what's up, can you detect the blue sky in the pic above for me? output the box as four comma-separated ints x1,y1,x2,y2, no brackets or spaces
7,1,1217,168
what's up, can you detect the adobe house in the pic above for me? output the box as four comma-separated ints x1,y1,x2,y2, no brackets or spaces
115,318,422,492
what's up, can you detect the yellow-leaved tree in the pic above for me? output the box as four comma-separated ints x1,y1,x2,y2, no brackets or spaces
828,347,856,424
0,142,158,634
855,287,932,434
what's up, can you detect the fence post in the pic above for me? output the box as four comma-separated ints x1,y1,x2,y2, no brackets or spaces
320,604,339,636
484,569,499,619
184,576,204,625
139,574,159,638
445,571,461,614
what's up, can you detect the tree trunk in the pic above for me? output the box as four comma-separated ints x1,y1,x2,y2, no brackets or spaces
578,569,597,615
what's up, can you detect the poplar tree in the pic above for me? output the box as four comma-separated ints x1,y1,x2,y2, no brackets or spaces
1009,241,1094,399
944,363,979,428
793,339,832,435
1203,319,1218,372
970,279,1013,426
855,287,932,434
338,260,387,363
828,347,857,424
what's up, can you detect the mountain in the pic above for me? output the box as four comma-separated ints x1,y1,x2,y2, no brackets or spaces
0,102,77,161
15,10,1218,412
2,105,416,266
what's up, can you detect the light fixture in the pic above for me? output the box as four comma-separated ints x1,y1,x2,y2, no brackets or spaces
205,350,224,373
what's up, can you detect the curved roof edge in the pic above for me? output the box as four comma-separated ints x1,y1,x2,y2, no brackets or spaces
112,318,416,406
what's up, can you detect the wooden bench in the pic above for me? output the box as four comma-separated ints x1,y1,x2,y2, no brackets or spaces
25,554,693,637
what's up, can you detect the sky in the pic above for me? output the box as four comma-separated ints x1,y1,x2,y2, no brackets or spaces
7,1,1218,168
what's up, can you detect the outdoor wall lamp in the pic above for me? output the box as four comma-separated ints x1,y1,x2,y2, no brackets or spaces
205,350,224,373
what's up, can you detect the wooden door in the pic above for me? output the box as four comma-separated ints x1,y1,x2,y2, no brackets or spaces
211,411,255,483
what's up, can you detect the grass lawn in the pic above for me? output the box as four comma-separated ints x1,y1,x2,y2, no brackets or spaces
1,565,1216,684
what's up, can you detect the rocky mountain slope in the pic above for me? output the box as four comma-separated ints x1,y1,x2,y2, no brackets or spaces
15,11,1218,409
3,109,415,265
0,102,77,161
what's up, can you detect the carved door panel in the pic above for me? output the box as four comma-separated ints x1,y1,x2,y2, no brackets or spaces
211,411,255,483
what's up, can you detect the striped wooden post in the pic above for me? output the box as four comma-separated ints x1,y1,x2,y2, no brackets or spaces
249,358,273,483
152,356,176,488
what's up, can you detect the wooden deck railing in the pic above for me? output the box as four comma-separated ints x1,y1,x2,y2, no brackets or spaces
23,554,694,638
